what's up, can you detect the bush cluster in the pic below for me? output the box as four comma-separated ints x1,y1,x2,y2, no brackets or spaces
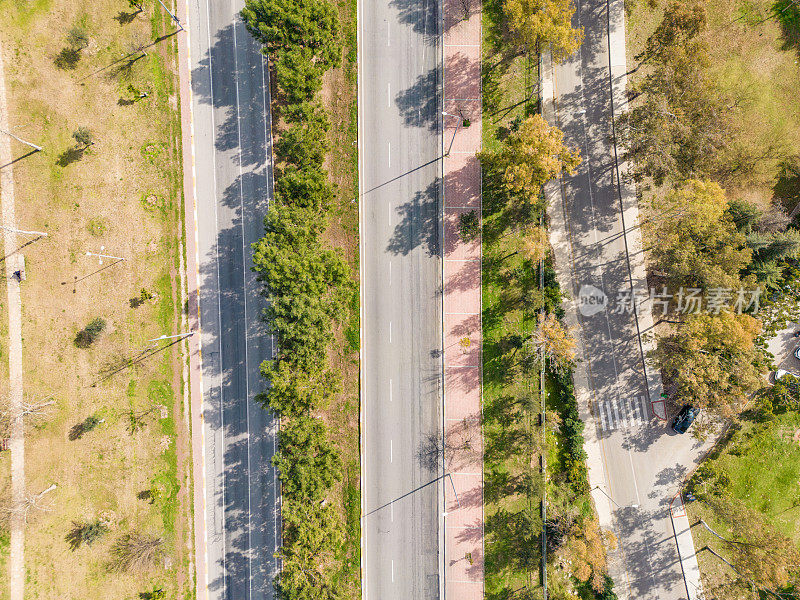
243,0,353,597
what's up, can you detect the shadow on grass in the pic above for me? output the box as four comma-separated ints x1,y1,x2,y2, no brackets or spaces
56,146,86,167
54,47,81,70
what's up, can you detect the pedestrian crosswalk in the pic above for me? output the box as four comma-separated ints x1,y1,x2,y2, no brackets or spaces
597,396,650,431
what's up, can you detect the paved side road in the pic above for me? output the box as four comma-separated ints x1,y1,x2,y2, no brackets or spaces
181,0,278,598
542,1,709,599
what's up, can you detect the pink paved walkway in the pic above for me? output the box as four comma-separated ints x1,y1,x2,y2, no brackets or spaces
442,0,484,598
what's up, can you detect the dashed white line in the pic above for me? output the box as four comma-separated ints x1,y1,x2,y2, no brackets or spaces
391,559,394,582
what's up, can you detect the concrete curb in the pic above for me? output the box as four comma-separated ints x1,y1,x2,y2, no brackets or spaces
174,0,209,598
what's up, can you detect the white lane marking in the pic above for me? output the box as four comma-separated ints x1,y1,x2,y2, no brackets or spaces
390,501,394,522
391,559,394,582
640,395,649,422
387,82,391,107
387,201,391,221
620,398,630,428
389,378,392,402
390,440,393,463
389,321,392,343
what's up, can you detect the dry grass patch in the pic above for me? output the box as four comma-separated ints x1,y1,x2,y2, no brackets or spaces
0,1,191,599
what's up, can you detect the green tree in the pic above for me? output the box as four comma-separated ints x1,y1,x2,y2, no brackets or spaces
275,166,333,211
652,312,765,415
273,415,341,502
644,179,751,290
274,46,326,104
275,110,329,168
478,114,580,205
241,0,341,69
72,126,94,148
257,359,340,416
503,0,583,61
66,26,89,50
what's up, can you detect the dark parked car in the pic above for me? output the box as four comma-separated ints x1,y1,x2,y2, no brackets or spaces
672,405,700,434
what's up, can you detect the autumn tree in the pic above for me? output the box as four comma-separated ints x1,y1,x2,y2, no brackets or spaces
644,179,751,290
652,312,765,414
518,224,548,264
504,0,583,61
478,114,580,205
529,313,575,372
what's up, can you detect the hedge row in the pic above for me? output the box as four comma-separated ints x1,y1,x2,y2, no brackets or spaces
242,1,354,598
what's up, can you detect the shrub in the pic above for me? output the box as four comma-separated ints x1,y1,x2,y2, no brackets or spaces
66,519,108,550
459,210,480,242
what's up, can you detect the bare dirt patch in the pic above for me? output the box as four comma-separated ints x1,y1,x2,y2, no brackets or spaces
0,1,191,598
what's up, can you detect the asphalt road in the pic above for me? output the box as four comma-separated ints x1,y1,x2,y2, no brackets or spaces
186,0,278,598
359,0,444,597
549,1,711,598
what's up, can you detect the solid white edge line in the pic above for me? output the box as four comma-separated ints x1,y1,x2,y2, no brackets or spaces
203,0,229,594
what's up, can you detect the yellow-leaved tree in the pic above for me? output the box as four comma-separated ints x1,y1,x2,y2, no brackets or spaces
478,114,580,205
504,0,584,61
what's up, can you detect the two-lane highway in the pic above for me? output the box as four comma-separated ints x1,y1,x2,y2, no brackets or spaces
185,0,278,598
359,0,444,597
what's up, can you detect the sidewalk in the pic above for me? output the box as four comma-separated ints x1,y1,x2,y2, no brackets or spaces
0,39,27,600
173,0,208,598
441,0,484,598
670,495,705,600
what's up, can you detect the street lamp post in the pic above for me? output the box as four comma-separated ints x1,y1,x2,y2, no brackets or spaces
0,129,42,152
148,331,194,342
0,225,47,237
591,485,638,509
442,111,463,157
156,0,183,30
85,246,124,265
